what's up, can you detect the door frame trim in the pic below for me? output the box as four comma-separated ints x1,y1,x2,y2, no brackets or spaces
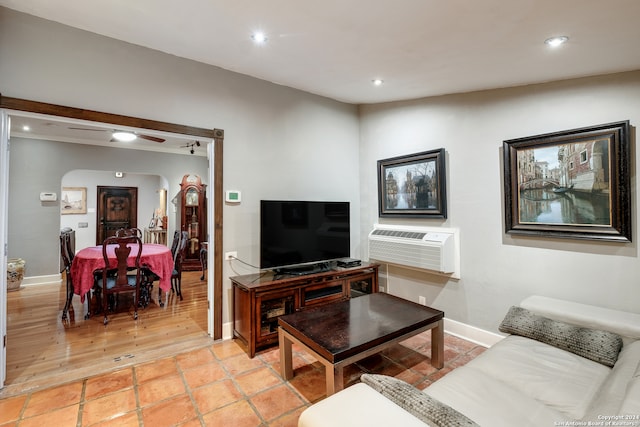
0,94,224,341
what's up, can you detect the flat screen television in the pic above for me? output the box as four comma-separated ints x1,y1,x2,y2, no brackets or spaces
260,200,350,274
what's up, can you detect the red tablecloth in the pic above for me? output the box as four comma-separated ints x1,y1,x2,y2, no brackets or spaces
70,243,173,301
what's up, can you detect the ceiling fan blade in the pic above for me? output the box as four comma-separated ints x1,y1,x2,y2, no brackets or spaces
68,127,107,132
138,134,165,143
69,126,164,143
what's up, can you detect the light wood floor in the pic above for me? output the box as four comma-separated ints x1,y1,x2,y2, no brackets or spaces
3,271,213,397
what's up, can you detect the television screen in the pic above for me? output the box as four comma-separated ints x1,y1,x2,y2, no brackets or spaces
260,200,350,271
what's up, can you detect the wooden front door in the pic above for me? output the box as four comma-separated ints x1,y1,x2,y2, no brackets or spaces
96,186,138,244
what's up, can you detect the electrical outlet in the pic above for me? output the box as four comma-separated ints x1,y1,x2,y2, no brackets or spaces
224,251,237,261
418,296,426,305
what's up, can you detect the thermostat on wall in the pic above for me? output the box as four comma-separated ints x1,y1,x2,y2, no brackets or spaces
40,192,57,202
225,190,241,203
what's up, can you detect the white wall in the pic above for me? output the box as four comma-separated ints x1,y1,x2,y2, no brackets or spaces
359,71,640,332
0,8,361,325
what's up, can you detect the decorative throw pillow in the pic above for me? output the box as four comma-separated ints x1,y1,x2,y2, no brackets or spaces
360,374,479,427
499,305,623,367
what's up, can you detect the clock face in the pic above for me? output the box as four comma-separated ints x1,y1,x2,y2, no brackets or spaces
186,188,199,206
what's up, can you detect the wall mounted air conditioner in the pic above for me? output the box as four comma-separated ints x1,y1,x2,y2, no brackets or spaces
368,224,459,278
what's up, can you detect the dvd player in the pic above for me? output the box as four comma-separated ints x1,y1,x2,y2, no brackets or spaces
336,258,361,268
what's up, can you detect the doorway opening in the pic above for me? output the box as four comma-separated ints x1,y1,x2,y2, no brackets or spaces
0,95,224,392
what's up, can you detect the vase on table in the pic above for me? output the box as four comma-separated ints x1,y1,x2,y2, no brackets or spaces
7,258,26,292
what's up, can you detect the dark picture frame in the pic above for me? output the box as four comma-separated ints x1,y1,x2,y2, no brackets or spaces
378,148,447,218
503,121,631,242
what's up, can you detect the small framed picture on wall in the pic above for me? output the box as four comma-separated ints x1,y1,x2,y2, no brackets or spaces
377,148,447,218
61,187,87,215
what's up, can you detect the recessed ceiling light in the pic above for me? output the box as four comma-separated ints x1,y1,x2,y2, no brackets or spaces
112,131,137,142
251,32,268,44
22,125,30,131
372,79,384,86
544,36,569,47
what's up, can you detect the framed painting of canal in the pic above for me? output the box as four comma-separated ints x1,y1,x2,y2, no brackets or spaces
503,121,631,242
377,148,447,218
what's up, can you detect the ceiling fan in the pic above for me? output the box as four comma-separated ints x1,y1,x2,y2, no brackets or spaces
181,140,200,154
67,126,165,143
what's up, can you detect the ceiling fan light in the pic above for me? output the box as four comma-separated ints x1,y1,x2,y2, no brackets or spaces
544,36,569,47
112,131,137,142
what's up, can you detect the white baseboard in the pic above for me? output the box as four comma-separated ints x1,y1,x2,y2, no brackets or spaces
222,321,234,340
444,317,504,348
21,274,61,287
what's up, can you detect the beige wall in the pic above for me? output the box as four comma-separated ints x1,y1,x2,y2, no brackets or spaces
359,71,640,332
0,7,361,327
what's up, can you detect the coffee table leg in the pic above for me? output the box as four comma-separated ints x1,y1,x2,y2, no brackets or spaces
326,364,344,396
431,319,444,369
279,327,294,380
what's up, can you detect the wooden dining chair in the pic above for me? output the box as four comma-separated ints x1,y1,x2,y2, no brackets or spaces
139,230,180,307
171,231,189,300
200,242,208,281
60,229,75,320
170,230,181,258
95,229,143,325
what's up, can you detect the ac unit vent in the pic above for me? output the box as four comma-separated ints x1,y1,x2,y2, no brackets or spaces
370,229,427,240
368,224,457,275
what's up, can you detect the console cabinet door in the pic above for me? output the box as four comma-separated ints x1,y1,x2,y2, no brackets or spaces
346,272,378,297
256,289,297,344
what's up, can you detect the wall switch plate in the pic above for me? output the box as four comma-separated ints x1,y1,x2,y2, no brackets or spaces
419,296,426,305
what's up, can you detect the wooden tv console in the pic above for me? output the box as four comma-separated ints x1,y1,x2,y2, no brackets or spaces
231,263,379,357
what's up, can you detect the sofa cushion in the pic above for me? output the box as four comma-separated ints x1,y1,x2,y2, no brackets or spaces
425,360,570,427
582,340,640,421
453,335,610,420
298,383,429,427
499,305,623,367
360,374,479,427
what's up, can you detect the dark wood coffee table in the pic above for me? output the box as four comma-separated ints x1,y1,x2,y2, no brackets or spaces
278,292,444,396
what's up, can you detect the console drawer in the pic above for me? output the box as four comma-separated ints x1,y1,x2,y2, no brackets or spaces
300,280,347,308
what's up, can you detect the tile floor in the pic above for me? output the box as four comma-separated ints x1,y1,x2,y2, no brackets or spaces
0,332,485,427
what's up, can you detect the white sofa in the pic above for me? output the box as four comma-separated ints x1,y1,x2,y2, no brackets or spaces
298,296,640,427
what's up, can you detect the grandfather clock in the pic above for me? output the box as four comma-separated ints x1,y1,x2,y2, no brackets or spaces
177,174,207,270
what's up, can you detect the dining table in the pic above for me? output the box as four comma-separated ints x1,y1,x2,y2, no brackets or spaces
70,243,174,303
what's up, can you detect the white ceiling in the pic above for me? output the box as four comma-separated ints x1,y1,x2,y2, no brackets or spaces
8,112,209,156
2,0,640,106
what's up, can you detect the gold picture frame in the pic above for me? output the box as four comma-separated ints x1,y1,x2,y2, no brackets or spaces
61,187,87,215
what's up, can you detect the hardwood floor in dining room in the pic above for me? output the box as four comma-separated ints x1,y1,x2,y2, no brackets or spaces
4,271,212,396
